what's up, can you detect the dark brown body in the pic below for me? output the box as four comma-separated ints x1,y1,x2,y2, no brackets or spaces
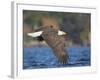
42,26,68,64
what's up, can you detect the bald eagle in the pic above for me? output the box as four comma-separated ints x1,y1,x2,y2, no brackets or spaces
27,25,68,64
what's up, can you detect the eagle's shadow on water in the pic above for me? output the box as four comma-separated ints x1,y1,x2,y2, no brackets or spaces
23,46,91,69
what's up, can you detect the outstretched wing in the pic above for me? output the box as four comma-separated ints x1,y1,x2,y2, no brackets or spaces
42,28,68,64
27,28,68,64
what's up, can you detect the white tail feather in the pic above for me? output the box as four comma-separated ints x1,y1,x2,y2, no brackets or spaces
27,31,43,37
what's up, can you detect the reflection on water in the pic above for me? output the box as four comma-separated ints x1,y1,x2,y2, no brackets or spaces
23,46,90,69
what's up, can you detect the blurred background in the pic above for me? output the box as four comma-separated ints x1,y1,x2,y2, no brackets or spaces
23,10,91,47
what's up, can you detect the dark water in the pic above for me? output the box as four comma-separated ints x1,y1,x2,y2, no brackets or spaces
23,46,90,69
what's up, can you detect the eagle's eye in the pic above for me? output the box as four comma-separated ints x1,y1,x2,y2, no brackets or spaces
50,25,53,28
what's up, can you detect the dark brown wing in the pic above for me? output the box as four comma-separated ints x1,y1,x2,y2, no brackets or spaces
42,27,68,64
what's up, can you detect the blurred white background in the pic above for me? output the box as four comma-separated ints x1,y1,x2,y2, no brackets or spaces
0,0,100,80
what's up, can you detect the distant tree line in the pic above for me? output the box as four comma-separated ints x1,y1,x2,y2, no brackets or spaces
23,10,91,46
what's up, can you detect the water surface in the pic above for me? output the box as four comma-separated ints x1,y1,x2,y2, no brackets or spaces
23,46,90,69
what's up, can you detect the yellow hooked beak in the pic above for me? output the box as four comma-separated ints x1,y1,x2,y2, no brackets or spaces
58,30,67,36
